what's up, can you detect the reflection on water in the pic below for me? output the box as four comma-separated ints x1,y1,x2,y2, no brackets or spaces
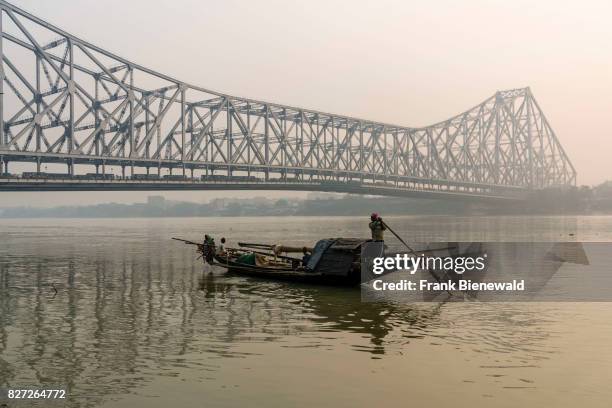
1,216,612,407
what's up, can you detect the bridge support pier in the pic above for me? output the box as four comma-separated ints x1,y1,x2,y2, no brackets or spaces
0,156,3,175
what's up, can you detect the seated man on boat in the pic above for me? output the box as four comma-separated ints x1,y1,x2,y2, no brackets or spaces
369,212,386,242
218,237,227,255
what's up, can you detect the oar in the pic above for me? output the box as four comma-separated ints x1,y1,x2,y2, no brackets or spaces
380,220,416,255
380,219,452,297
381,221,457,255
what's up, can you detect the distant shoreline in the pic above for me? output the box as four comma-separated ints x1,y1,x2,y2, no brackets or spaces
0,196,604,219
3,181,611,218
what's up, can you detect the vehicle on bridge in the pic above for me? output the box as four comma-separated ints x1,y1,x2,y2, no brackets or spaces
201,175,260,183
201,175,229,182
131,174,161,180
74,173,116,180
18,172,116,180
231,175,260,183
22,172,71,179
162,174,190,181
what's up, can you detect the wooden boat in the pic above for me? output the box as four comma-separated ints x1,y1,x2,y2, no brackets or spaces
174,237,366,286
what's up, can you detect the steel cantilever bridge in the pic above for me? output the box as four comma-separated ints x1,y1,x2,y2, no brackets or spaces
0,1,576,200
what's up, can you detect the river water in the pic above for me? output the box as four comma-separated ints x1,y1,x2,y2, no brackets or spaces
0,216,611,407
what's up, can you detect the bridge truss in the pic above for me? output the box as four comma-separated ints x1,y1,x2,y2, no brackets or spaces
0,1,576,197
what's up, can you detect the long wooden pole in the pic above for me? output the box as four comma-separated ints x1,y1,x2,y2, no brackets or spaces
380,220,452,296
380,220,416,255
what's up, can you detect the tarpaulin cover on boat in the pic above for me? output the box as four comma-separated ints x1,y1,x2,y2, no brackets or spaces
309,238,365,277
306,239,334,271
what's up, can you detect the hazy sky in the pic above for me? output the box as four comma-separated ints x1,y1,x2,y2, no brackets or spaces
3,0,611,206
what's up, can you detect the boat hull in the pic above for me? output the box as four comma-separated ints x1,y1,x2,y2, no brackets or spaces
211,255,360,286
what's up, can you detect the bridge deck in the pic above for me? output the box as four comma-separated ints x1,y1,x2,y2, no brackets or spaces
0,175,525,201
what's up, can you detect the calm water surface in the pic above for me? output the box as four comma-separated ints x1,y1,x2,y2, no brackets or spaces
1,216,611,407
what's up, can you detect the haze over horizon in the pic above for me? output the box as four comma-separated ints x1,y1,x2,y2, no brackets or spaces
2,0,611,207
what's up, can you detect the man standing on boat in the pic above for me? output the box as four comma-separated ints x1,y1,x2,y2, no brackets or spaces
202,234,215,263
369,213,386,242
